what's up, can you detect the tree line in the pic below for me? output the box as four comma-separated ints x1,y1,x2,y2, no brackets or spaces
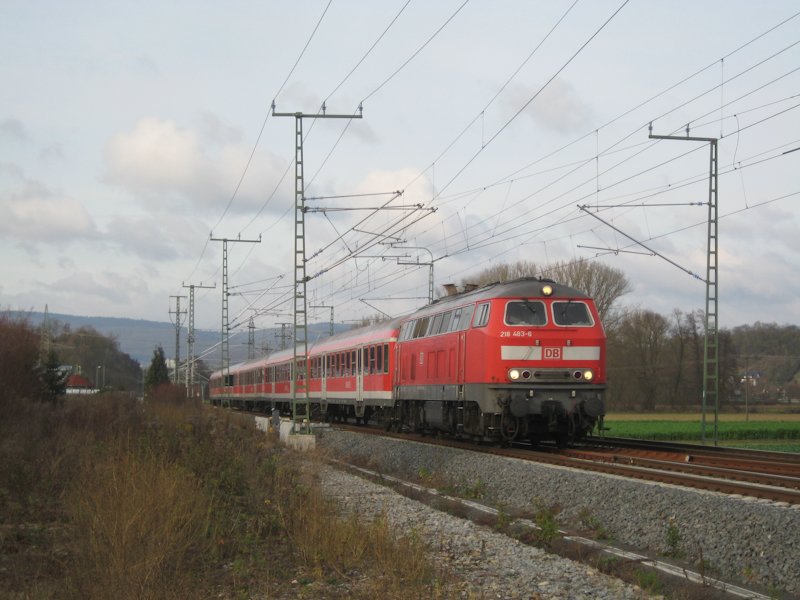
5,263,799,411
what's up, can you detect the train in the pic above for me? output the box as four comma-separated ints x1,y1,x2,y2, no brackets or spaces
209,277,606,446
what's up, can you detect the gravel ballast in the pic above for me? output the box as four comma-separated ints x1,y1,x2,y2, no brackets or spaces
320,463,645,599
318,429,800,597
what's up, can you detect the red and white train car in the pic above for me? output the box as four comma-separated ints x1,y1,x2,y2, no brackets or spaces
210,277,606,445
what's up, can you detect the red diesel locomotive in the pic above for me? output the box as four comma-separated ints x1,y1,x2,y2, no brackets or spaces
209,277,606,445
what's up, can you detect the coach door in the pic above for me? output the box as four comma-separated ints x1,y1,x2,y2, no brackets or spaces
321,354,327,400
458,331,467,382
355,345,365,418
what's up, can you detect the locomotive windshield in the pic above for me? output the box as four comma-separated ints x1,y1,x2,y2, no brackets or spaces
505,300,547,326
552,301,593,326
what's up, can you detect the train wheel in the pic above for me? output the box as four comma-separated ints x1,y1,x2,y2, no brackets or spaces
500,413,520,443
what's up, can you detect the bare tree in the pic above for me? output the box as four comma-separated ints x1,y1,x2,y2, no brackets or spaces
462,259,631,324
608,309,671,411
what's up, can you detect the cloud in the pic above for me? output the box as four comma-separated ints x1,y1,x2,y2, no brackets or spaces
134,55,159,76
104,213,209,261
501,78,593,135
45,272,128,305
0,118,27,142
0,180,97,243
104,117,285,215
196,112,243,146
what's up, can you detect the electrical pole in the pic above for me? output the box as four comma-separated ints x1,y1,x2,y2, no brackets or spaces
169,295,187,385
272,102,363,434
183,282,215,398
311,304,335,337
276,322,292,351
649,124,719,445
248,316,256,360
393,245,435,305
210,235,261,404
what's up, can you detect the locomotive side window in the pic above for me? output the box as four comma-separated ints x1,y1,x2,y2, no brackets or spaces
448,309,462,332
430,313,444,335
505,300,547,326
552,301,593,326
416,317,430,338
439,311,453,333
474,302,491,327
383,344,389,373
457,304,475,330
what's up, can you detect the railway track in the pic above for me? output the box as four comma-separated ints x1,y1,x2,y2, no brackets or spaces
331,424,800,505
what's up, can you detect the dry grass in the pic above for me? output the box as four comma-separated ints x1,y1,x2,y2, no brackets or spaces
0,382,452,599
66,448,215,600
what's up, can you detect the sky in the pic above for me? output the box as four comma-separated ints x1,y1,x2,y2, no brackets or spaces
2,0,799,348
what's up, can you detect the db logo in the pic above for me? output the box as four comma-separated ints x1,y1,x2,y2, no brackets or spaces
544,347,562,360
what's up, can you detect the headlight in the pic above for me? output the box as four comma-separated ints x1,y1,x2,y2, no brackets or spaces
508,369,521,381
541,284,553,296
583,370,594,381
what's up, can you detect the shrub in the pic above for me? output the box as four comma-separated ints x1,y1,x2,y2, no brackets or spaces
66,448,215,600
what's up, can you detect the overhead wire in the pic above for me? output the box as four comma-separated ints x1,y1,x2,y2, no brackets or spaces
424,57,800,261
206,5,799,330
181,0,336,289
303,0,604,312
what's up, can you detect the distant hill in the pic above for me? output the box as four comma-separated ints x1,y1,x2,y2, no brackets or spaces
10,310,344,367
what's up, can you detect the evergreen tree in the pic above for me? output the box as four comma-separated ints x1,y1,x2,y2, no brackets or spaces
39,349,67,404
144,345,170,391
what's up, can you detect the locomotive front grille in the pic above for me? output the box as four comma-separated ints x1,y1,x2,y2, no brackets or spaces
531,369,574,382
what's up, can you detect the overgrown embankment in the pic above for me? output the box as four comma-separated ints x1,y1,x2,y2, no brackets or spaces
0,390,449,599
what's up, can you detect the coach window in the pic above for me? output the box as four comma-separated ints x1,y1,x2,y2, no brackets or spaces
552,301,593,326
474,302,491,327
375,344,382,373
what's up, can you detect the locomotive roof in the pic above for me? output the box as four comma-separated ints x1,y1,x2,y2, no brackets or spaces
415,277,589,316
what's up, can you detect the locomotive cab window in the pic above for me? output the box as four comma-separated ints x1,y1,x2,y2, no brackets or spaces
505,300,546,326
552,301,593,326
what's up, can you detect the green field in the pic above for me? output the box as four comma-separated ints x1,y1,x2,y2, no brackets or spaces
602,413,800,452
